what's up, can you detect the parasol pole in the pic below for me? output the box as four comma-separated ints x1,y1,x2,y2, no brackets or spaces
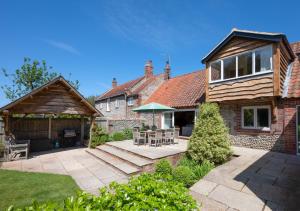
152,109,155,128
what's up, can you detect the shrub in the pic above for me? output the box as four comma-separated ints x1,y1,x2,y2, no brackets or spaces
111,132,126,141
122,128,133,140
188,103,232,165
193,160,214,179
172,166,195,188
9,173,198,211
90,124,108,148
155,159,173,175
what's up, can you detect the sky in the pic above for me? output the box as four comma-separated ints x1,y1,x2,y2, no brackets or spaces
0,0,300,106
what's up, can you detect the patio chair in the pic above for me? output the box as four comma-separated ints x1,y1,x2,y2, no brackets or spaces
164,129,174,145
5,135,30,161
149,130,163,147
133,131,146,145
173,128,180,144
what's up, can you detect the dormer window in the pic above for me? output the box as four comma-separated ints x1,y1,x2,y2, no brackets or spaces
209,45,272,83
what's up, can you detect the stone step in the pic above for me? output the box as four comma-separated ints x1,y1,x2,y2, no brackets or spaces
97,145,153,168
86,148,141,176
105,141,156,160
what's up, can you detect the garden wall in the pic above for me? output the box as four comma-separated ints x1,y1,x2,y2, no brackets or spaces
96,118,145,133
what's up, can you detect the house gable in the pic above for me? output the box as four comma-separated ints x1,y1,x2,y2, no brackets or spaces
204,29,295,102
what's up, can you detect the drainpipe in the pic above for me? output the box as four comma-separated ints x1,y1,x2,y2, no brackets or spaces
125,93,128,119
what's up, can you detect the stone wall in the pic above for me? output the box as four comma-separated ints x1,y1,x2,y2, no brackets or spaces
96,95,127,119
219,100,287,153
96,118,145,133
230,134,285,152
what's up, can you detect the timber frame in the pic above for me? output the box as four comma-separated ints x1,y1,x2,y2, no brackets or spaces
0,76,102,147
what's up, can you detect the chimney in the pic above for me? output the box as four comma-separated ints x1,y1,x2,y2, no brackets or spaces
164,61,171,80
144,60,153,78
112,78,117,88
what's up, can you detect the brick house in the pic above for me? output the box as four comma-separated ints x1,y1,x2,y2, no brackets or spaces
95,60,167,131
145,70,205,136
202,28,300,155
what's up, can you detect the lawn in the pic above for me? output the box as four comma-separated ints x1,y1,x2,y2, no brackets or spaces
0,169,80,210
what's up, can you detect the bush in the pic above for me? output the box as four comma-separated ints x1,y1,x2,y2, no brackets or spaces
122,128,133,140
188,103,232,165
172,166,196,188
9,173,198,211
111,132,126,141
155,159,173,175
193,160,214,179
90,124,108,148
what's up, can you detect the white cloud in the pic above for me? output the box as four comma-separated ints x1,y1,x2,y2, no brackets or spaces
44,39,80,55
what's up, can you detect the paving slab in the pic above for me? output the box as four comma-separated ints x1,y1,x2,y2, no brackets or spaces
190,190,228,211
190,180,218,196
209,185,265,211
190,146,300,210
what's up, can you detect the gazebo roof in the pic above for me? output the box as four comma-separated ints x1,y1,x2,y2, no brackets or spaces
0,76,102,116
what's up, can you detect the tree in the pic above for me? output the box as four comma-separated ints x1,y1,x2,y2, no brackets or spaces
86,95,95,106
188,103,232,164
1,57,79,101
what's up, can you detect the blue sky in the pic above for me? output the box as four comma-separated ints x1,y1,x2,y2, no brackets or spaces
0,0,299,106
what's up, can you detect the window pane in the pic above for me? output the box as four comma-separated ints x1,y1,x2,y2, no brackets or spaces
211,61,221,81
243,109,254,127
255,47,272,73
257,108,269,128
238,52,252,77
224,57,236,79
164,113,173,129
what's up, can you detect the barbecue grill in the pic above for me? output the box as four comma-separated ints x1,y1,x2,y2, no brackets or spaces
62,129,77,147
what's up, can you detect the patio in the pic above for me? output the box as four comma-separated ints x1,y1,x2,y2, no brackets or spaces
190,146,300,211
0,147,128,195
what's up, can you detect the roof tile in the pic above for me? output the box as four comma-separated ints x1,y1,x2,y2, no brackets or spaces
145,70,205,108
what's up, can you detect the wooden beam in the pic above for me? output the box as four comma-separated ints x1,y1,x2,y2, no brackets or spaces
48,116,52,139
88,116,95,148
205,63,210,102
80,116,84,144
273,43,281,96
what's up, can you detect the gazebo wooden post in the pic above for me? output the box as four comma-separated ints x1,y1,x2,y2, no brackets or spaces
80,116,85,145
88,115,96,148
48,115,52,140
3,110,10,136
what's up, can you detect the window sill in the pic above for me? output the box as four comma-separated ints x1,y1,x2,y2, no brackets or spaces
209,70,273,85
241,127,270,132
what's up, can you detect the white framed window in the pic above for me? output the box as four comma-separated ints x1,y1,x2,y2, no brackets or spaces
127,97,134,106
241,106,271,130
115,99,119,108
106,99,110,112
209,45,273,83
161,112,174,129
99,103,103,109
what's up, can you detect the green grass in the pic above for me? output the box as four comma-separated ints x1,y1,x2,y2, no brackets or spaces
0,169,80,210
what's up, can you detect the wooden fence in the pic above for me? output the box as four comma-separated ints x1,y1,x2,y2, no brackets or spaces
10,118,89,140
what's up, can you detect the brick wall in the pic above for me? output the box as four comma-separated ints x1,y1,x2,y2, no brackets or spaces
219,98,299,154
282,98,300,154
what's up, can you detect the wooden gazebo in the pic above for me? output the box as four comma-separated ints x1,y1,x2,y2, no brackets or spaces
0,76,102,151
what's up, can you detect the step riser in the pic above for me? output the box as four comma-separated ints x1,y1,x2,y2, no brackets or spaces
98,146,153,168
86,149,140,176
105,143,154,161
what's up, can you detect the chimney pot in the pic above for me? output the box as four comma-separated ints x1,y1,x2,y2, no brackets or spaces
144,60,153,78
112,78,117,88
164,61,171,80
